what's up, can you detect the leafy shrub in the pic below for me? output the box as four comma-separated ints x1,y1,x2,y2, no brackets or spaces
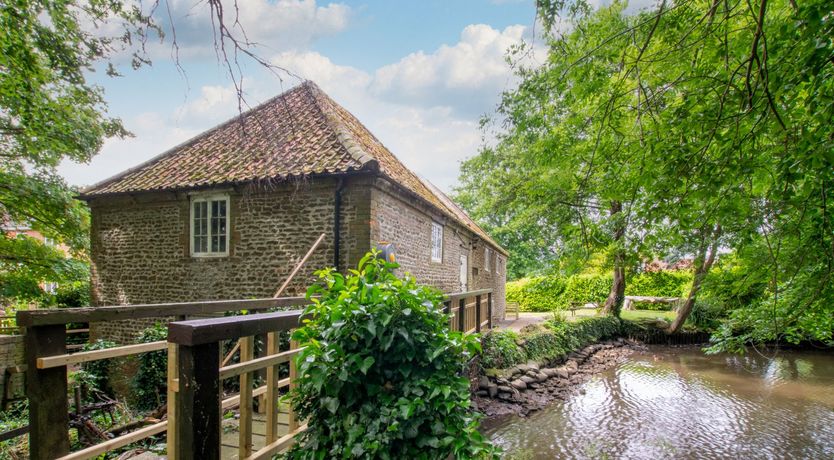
79,339,117,398
560,274,611,308
481,317,624,370
286,252,497,459
686,297,728,331
480,330,526,369
626,271,692,298
507,274,610,311
631,300,674,311
506,276,565,311
132,323,167,411
54,281,90,308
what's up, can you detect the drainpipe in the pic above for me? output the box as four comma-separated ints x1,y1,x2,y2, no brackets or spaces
334,177,345,271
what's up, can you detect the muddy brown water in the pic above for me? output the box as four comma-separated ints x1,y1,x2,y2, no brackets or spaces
483,346,834,459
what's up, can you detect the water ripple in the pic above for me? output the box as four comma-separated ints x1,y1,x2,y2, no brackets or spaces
486,347,834,460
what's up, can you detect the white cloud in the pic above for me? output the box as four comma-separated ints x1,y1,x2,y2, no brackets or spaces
156,0,350,58
61,22,532,193
372,24,535,118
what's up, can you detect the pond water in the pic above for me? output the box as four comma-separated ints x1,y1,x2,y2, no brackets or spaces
484,346,834,459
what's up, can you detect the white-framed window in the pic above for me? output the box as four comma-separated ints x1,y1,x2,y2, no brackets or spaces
431,221,443,263
485,247,491,272
190,193,230,257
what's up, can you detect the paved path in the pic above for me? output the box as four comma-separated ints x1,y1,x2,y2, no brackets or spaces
494,312,552,332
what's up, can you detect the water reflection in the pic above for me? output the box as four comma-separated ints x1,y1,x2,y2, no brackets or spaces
485,347,834,459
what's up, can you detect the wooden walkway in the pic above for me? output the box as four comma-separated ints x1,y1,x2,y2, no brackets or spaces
221,403,293,459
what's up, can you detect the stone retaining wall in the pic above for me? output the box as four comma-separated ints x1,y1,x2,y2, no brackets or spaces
0,335,25,405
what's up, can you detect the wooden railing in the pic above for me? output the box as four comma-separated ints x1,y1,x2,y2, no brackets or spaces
17,296,309,460
443,289,493,334
168,310,305,460
18,288,494,460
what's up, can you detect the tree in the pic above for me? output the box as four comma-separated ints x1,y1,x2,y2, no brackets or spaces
460,0,834,346
1,1,296,301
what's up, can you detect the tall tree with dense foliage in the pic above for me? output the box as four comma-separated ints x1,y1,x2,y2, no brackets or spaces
458,0,834,347
0,1,150,297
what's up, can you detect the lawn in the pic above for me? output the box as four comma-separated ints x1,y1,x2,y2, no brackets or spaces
563,308,677,323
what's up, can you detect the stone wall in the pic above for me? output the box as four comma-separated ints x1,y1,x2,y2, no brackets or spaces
0,335,25,404
87,173,505,345
369,178,506,321
87,175,372,344
370,178,471,294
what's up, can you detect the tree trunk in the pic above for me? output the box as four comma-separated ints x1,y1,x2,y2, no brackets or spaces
601,201,626,317
668,225,721,333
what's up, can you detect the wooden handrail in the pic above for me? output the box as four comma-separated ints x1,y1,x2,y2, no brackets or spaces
17,296,309,327
37,341,167,369
168,310,303,346
444,288,492,303
219,348,300,380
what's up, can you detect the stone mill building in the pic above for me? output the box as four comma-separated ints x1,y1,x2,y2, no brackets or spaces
79,81,508,343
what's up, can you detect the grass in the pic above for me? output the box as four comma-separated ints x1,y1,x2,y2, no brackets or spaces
553,308,677,322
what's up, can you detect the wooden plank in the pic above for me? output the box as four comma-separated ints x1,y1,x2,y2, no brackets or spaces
475,295,482,333
26,324,70,459
169,310,303,346
247,424,307,460
0,425,28,442
219,348,299,380
176,342,221,460
167,343,179,460
222,380,286,409
37,340,167,369
445,289,492,303
265,332,280,444
239,336,255,458
17,297,309,327
57,421,167,460
287,339,299,433
458,298,466,332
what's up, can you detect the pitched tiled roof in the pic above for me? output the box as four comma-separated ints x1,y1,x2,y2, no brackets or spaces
81,81,506,255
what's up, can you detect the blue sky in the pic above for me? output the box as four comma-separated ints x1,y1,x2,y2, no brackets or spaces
59,0,541,192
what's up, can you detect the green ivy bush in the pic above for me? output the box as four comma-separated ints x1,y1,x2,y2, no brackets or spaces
132,323,167,411
286,252,497,459
78,339,116,399
626,271,692,298
480,330,526,369
685,297,728,331
480,317,624,370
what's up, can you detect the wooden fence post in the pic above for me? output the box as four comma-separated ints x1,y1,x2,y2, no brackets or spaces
265,332,280,444
238,336,254,458
25,324,69,459
487,292,492,329
167,343,179,460
458,298,466,332
475,295,482,333
287,338,299,432
176,342,220,460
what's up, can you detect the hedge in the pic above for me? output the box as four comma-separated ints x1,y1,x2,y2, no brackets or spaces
508,271,693,312
480,316,623,370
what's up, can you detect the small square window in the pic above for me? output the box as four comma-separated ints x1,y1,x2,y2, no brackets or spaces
431,222,443,263
191,194,229,257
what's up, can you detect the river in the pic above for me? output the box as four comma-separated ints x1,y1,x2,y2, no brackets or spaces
484,346,834,459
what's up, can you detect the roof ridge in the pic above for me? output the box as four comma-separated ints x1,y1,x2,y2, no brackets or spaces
302,82,378,170
81,82,308,195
